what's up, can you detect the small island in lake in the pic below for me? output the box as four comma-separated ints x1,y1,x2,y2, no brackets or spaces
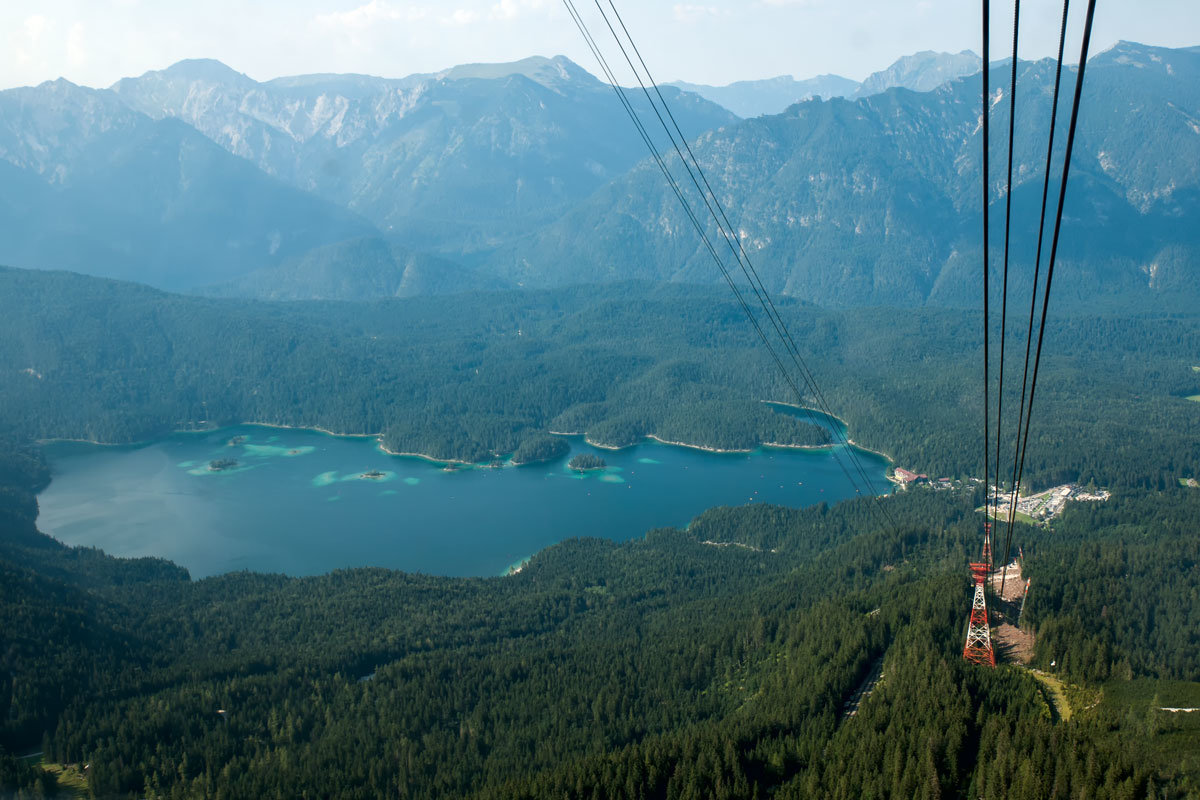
360,470,387,480
568,454,607,471
208,458,239,472
226,435,246,446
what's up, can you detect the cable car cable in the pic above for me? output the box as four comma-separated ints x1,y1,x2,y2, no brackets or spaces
981,0,993,564
999,0,1098,592
561,0,879,511
993,0,1020,573
592,0,892,512
1001,0,1070,579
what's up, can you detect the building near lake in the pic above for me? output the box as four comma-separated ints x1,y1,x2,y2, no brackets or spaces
893,467,927,486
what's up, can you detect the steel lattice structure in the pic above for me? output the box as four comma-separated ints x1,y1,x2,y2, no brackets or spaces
962,562,996,667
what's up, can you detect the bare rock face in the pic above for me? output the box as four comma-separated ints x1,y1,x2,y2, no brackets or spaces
854,50,982,98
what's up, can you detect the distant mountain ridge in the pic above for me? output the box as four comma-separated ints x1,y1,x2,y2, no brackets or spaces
0,54,733,293
484,42,1200,309
853,49,981,97
0,78,375,290
110,55,737,255
666,74,859,118
666,51,982,117
1,43,1195,308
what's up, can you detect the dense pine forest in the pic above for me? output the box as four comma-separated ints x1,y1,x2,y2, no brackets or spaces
2,266,1198,490
1,436,1198,797
1,266,1198,796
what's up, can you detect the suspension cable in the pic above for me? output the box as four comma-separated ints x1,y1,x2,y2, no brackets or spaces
561,0,880,514
1000,0,1098,590
561,0,899,532
993,0,1021,581
981,0,992,565
1001,0,1071,589
594,0,892,510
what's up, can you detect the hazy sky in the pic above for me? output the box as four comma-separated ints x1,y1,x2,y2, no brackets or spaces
3,0,1198,91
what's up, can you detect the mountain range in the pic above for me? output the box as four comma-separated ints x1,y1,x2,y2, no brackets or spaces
111,55,735,255
0,79,374,290
486,41,1200,309
665,74,860,118
0,55,734,290
666,50,981,117
0,42,1196,307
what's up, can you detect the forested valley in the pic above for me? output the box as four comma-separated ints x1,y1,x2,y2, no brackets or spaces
1,435,1197,797
1,11,1198,797
2,266,1197,491
1,266,1198,797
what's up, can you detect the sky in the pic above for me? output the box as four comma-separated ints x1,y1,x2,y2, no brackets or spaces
2,0,1198,91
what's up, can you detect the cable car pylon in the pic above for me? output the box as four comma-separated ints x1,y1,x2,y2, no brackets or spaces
963,562,997,667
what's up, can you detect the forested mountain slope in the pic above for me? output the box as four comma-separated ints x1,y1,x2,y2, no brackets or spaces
1,437,1196,797
489,42,1200,309
198,237,509,301
1,266,1196,490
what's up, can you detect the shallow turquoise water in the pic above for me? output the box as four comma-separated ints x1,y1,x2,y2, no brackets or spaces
37,420,889,578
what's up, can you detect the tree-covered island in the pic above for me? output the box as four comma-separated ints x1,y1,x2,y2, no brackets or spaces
568,453,607,471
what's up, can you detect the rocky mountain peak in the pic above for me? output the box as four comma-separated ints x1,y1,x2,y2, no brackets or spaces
855,50,982,97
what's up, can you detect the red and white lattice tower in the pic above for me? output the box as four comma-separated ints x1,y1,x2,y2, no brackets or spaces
962,562,996,667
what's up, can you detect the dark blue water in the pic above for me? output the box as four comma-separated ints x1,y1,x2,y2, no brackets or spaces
37,419,889,578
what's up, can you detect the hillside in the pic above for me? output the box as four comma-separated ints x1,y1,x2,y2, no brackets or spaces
1,266,1196,489
487,43,1200,309
0,80,377,290
110,56,737,255
198,237,508,301
1,438,1196,797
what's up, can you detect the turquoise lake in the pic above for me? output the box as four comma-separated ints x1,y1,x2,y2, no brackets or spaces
37,419,890,578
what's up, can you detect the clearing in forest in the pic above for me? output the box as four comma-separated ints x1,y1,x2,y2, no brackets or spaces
989,560,1035,664
1030,670,1073,721
35,760,89,798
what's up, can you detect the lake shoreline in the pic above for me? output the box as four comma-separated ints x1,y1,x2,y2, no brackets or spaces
38,403,894,475
761,400,896,465
38,418,892,582
39,424,474,468
552,400,893,464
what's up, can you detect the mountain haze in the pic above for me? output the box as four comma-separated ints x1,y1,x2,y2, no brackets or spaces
1,45,1195,305
666,51,983,118
487,42,1199,309
666,74,859,118
853,49,982,97
200,237,506,301
111,56,737,255
0,78,375,289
